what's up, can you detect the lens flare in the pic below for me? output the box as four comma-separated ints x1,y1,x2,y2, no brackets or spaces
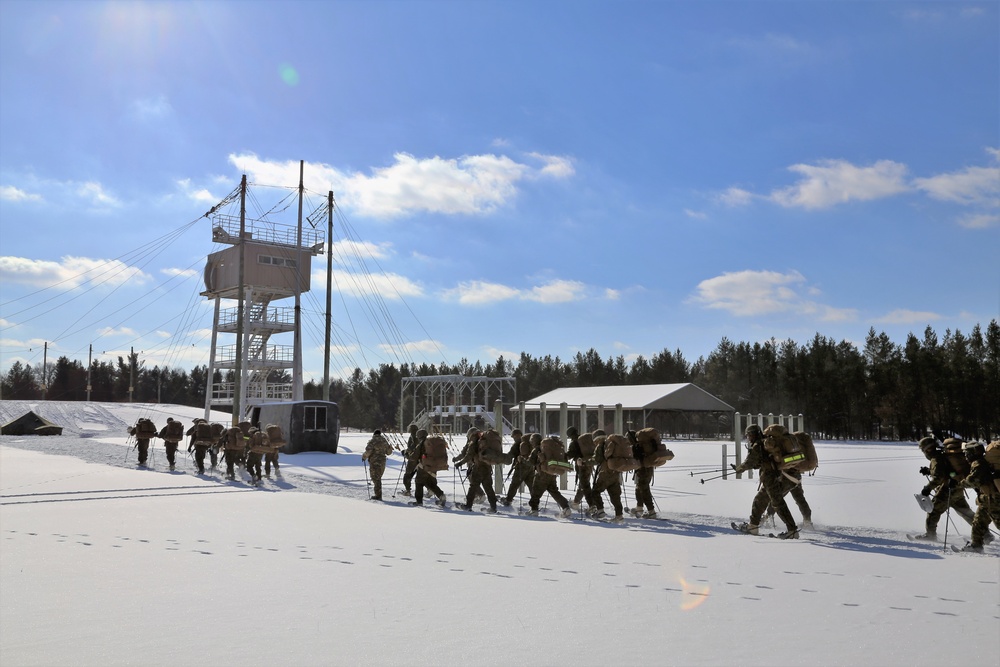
679,575,711,611
279,64,300,86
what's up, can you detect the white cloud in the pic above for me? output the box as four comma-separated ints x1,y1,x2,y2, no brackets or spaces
524,279,586,304
613,341,630,351
0,256,151,289
0,185,43,202
129,95,173,121
97,326,138,337
683,208,707,219
691,269,857,321
874,309,942,325
604,288,620,300
528,152,575,179
443,280,521,305
319,268,423,300
769,159,909,209
161,267,197,278
228,151,572,220
176,178,218,204
377,339,441,356
956,212,999,229
718,187,756,207
913,165,1000,206
0,318,14,328
329,239,392,262
482,345,518,361
76,181,121,208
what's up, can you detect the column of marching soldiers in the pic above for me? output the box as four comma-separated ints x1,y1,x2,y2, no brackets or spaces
125,416,285,485
124,415,1000,550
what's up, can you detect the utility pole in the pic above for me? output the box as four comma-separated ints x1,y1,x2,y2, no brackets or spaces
42,341,48,400
129,346,135,403
234,174,246,426
323,190,333,402
86,344,92,402
293,159,304,401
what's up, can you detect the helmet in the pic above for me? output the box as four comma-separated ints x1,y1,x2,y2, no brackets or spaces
373,429,381,436
963,442,985,461
918,437,937,450
744,424,762,437
943,438,964,453
467,427,480,437
529,433,542,446
566,426,579,439
416,429,428,440
511,429,522,438
593,429,606,437
408,423,418,434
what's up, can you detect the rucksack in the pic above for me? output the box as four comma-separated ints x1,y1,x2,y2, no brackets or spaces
577,432,595,459
943,438,971,479
539,437,572,476
194,421,214,445
478,429,505,465
790,431,818,473
519,437,532,459
604,434,641,473
421,435,449,472
135,418,156,439
224,427,246,451
763,424,805,470
635,428,674,467
266,424,286,448
210,422,225,440
983,441,1000,493
165,420,185,441
249,430,274,454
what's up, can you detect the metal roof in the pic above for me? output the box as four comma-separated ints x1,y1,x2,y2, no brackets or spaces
522,383,734,412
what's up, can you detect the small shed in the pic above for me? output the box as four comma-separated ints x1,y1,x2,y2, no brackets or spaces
521,383,734,436
249,400,340,454
1,410,64,436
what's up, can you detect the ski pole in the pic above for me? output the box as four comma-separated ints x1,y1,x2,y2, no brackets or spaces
690,468,727,477
700,472,727,484
942,483,953,553
391,456,406,497
363,459,371,499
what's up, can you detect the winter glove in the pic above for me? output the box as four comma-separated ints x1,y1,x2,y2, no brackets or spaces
731,464,744,474
921,485,932,497
919,466,930,476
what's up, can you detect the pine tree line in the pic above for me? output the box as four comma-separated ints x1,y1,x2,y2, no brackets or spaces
4,321,997,441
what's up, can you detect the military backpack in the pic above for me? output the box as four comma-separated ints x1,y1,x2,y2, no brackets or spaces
135,417,157,439
422,435,449,472
478,429,505,465
538,437,572,476
605,433,641,473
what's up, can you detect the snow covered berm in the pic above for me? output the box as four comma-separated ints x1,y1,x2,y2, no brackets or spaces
1,401,997,667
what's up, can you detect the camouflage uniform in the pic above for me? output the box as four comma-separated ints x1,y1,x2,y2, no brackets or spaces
960,443,1000,550
734,427,798,535
245,429,265,483
591,433,624,521
221,426,246,480
526,436,571,516
454,429,498,512
363,431,394,501
914,438,975,538
401,424,420,495
566,427,596,511
128,419,156,466
625,431,656,517
501,432,534,506
157,418,183,470
409,434,447,506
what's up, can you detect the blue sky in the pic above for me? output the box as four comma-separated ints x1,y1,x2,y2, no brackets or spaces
1,0,998,382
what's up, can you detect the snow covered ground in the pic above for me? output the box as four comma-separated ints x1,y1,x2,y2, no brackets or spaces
1,400,997,667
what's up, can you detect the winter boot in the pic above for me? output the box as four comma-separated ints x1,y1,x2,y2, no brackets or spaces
777,527,800,540
499,498,512,507
911,532,938,541
591,509,607,519
526,509,539,516
571,500,582,511
436,495,447,508
630,506,644,518
486,505,498,514
611,514,625,523
960,542,983,553
559,506,573,518
408,500,423,506
399,489,412,497
735,522,759,536
801,516,814,530
643,510,658,519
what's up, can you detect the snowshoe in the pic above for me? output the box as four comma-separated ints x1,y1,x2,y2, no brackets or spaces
482,506,498,514
408,500,423,506
559,507,573,518
591,509,607,519
642,511,658,519
436,496,447,508
399,489,412,497
773,527,800,540
611,515,625,524
957,542,983,553
498,498,512,507
907,532,938,541
630,507,644,518
526,509,540,517
732,522,759,536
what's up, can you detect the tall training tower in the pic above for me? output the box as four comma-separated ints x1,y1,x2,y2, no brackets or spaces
200,168,325,423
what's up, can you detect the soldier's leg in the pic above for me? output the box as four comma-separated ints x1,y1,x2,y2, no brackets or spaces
209,446,218,467
950,491,976,526
749,487,770,526
767,476,798,531
402,460,418,493
926,490,949,534
970,500,990,548
547,477,570,510
482,470,497,509
194,446,206,474
137,440,149,465
790,484,811,522
607,481,624,517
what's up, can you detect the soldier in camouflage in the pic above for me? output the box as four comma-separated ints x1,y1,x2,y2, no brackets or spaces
732,424,799,539
911,437,975,540
590,430,624,522
958,441,999,552
362,430,394,501
500,430,533,507
454,428,498,513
